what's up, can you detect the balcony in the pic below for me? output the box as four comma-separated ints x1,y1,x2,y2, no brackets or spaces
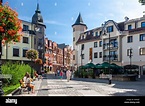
103,55,118,61
103,42,118,50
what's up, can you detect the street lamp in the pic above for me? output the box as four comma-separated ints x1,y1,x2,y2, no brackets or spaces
129,48,133,72
103,23,112,84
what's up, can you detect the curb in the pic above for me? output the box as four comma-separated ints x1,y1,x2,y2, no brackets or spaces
6,87,21,96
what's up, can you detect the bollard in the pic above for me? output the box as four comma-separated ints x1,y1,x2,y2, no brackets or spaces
109,79,111,84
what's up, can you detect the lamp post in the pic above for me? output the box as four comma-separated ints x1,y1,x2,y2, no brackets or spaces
103,24,112,84
0,0,4,96
80,50,83,66
129,48,133,72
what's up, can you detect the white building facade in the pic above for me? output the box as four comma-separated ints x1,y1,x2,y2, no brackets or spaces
72,14,145,75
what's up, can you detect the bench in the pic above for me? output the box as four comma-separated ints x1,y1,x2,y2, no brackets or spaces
19,80,31,94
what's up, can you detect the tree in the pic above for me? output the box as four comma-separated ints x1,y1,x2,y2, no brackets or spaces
0,2,22,44
138,0,145,5
26,49,39,60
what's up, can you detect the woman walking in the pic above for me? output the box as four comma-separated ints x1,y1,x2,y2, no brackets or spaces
66,69,71,82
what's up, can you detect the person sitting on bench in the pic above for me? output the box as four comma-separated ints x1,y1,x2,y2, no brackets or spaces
25,74,35,93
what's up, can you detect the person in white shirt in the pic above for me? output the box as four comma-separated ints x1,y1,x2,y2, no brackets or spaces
66,69,71,82
23,72,29,83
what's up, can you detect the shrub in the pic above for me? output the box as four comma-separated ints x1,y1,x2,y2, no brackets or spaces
1,61,32,86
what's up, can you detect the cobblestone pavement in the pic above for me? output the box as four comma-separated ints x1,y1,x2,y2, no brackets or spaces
15,73,145,96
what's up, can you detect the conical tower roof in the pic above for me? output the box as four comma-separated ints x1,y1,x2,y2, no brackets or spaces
32,3,43,25
72,13,87,27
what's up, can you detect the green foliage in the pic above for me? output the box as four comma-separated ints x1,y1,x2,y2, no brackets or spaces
1,61,32,86
3,84,20,95
26,49,39,60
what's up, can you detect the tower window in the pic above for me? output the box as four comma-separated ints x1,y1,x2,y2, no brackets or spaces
73,28,75,32
73,37,75,41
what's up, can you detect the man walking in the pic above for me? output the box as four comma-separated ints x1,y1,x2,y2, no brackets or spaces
66,69,71,82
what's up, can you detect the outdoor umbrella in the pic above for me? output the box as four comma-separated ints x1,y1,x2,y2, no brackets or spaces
111,63,123,69
84,62,96,69
95,62,112,69
79,65,86,69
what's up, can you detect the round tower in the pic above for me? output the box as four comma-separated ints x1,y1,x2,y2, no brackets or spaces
72,13,87,50
72,13,87,67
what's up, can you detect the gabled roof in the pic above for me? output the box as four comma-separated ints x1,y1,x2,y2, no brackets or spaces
76,30,101,44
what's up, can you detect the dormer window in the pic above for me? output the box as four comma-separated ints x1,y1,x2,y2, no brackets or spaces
128,25,132,30
82,35,85,39
95,32,98,36
141,22,145,28
99,31,102,35
107,26,113,32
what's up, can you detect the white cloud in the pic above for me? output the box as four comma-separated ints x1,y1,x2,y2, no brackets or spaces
21,2,23,6
54,32,57,35
54,2,57,6
45,20,67,26
110,0,145,21
18,16,31,22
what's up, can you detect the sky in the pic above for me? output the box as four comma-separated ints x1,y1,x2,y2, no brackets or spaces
2,0,145,47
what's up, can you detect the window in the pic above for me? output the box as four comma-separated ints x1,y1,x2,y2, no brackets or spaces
73,55,75,60
38,27,43,33
139,48,145,55
99,31,102,35
23,48,28,57
34,38,36,44
128,25,132,30
99,52,102,58
110,39,118,47
140,34,145,41
95,32,98,36
141,22,145,28
73,37,75,41
82,54,84,59
99,41,102,47
38,38,43,45
81,44,84,50
94,42,98,48
94,52,98,58
23,37,29,43
127,48,133,56
23,25,29,31
127,36,133,43
82,35,85,39
110,51,117,60
13,47,19,57
107,26,113,32
73,28,75,32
